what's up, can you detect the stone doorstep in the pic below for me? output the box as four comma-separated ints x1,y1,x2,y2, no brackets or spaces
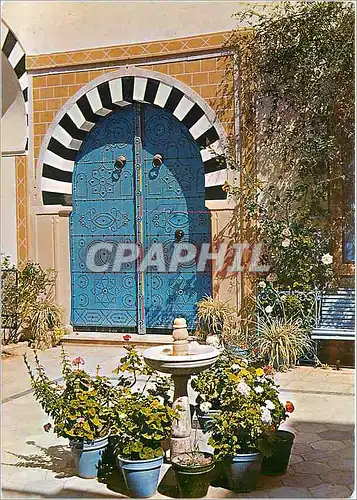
61,332,173,347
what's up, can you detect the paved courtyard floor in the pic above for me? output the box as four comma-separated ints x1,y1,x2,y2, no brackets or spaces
1,344,355,498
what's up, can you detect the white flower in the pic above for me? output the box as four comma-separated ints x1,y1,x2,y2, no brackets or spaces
237,380,251,396
282,238,290,248
265,305,273,314
265,400,275,410
231,364,240,371
146,382,156,391
206,335,220,347
167,389,174,400
321,253,333,265
157,396,165,406
117,412,126,419
200,402,212,413
261,406,272,424
258,281,266,289
282,228,291,237
255,386,264,394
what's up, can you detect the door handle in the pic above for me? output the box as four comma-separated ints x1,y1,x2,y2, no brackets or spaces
175,229,184,242
114,156,126,169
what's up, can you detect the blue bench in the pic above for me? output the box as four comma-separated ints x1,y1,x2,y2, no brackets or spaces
311,289,355,341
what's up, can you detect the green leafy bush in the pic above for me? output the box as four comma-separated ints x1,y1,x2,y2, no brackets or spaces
111,390,178,460
23,348,118,441
207,358,292,458
1,256,63,347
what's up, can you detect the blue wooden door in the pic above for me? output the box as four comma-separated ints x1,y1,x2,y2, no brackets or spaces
70,103,211,331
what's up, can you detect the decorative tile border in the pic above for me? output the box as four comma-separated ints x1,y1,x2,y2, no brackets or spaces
15,156,29,264
26,31,237,70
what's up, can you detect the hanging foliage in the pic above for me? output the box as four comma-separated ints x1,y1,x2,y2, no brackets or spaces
224,1,354,291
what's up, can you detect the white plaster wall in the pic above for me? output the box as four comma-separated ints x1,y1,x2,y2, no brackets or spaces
1,54,27,153
0,156,17,264
1,1,259,55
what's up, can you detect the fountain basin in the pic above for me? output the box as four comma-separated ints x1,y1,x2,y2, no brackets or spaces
143,343,219,375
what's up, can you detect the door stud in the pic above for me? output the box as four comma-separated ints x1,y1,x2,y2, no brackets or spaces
114,155,126,169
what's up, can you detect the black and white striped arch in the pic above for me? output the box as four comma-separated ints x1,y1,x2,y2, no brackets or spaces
1,21,28,150
40,74,228,206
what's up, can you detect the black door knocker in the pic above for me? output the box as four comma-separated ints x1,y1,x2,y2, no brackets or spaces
175,229,184,242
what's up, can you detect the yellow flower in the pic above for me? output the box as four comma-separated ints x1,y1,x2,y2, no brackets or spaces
151,399,160,409
239,369,250,377
256,368,264,377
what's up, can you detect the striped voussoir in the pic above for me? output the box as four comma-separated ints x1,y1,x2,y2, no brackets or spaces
41,75,227,206
1,21,29,151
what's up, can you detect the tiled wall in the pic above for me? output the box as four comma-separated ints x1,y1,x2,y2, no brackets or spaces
32,54,234,166
15,155,28,264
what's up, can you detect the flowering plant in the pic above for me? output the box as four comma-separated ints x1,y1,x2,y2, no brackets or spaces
23,348,118,441
193,356,294,457
111,389,178,460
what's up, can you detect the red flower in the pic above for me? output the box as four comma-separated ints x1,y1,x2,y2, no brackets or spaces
43,423,52,433
123,334,131,342
263,364,274,375
271,425,276,432
72,356,85,367
285,401,295,413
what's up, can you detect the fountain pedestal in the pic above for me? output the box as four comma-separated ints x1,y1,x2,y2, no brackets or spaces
143,318,219,460
170,374,192,457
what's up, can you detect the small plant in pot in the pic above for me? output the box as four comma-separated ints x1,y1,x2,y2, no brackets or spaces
171,448,215,499
196,296,237,347
208,359,292,492
111,389,178,498
23,348,118,478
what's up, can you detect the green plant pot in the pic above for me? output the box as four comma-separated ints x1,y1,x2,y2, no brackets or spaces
261,430,295,476
171,453,215,498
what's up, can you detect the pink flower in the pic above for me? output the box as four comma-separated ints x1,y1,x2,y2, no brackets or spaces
43,423,52,432
123,334,131,342
72,357,85,367
76,417,85,424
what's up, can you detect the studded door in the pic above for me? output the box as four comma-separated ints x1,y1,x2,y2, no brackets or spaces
70,103,211,331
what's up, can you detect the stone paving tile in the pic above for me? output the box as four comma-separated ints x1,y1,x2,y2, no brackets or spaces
319,470,354,486
318,429,353,441
289,454,304,465
256,475,283,490
295,423,329,434
326,457,355,471
265,486,312,498
300,449,335,463
336,446,355,459
291,442,314,455
293,461,330,475
309,483,352,498
311,439,346,451
281,473,322,488
294,432,322,444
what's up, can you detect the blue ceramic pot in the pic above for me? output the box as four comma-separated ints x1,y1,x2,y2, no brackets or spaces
70,434,109,479
225,344,249,358
117,455,163,498
226,452,262,492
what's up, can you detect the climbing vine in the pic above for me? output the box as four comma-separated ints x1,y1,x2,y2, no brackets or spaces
222,1,354,292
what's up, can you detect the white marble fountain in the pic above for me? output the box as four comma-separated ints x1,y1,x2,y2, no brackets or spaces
143,318,219,458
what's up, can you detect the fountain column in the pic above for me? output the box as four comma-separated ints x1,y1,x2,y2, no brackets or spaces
170,318,191,458
143,317,219,460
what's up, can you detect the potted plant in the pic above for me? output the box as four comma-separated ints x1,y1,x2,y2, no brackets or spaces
111,389,178,498
23,348,117,478
171,449,215,499
207,358,293,492
196,296,238,347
